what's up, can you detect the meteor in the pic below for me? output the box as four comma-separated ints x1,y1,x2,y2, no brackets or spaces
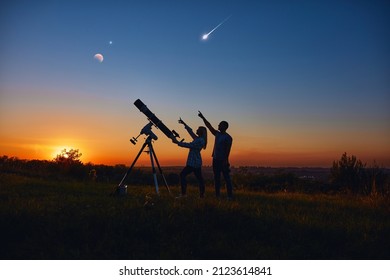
201,15,231,40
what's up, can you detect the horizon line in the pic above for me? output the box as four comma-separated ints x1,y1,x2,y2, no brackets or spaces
2,155,390,169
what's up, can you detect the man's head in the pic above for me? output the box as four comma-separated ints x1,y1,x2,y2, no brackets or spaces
218,121,229,132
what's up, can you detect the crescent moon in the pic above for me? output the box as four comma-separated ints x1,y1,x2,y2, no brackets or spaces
94,53,104,63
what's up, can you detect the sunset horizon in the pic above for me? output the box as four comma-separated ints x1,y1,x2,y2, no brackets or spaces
1,141,389,168
1,0,389,170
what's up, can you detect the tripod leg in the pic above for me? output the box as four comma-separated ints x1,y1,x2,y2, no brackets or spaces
148,143,159,195
118,141,148,187
149,143,171,194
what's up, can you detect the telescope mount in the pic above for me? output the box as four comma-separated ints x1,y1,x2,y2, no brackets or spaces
116,122,171,196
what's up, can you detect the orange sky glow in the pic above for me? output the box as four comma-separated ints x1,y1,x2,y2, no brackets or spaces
1,89,389,168
1,2,389,168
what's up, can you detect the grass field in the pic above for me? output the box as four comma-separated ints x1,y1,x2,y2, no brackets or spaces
0,173,389,259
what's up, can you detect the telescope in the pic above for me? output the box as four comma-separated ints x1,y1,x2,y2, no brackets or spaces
116,99,175,196
134,99,180,139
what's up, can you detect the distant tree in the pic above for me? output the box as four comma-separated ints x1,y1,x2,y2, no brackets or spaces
54,149,82,164
53,149,85,179
330,152,365,194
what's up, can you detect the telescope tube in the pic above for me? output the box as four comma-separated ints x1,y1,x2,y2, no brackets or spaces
134,99,174,138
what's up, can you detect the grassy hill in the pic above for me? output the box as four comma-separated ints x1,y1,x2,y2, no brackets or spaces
0,173,389,259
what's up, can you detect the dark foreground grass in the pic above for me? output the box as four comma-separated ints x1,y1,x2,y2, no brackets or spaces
0,173,389,259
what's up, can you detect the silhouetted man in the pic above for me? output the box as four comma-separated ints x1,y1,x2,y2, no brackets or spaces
198,111,233,199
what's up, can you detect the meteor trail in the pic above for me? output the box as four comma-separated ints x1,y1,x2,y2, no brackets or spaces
202,15,231,40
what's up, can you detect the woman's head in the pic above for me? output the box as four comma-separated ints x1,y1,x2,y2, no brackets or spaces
196,126,207,149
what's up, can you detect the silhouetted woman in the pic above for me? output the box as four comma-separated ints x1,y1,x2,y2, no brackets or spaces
171,118,207,198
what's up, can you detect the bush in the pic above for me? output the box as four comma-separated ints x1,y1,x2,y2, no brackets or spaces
330,152,366,194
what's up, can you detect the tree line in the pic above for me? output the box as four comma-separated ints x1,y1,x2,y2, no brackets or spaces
1,150,389,196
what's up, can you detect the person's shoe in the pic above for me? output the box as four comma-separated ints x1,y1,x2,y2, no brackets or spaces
175,194,187,199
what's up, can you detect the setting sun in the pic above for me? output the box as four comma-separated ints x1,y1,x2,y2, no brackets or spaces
50,146,78,160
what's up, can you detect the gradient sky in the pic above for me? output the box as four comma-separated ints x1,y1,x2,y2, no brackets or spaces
1,0,389,167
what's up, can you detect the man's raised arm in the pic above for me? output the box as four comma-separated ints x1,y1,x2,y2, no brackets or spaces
198,111,217,136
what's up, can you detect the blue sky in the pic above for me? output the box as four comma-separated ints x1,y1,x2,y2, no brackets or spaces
1,0,389,167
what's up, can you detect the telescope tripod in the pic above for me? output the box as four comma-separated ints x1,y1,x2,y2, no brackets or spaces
117,135,171,195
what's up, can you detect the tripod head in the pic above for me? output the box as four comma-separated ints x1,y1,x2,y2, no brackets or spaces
130,122,158,145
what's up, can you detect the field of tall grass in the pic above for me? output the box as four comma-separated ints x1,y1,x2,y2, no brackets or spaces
0,173,389,259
